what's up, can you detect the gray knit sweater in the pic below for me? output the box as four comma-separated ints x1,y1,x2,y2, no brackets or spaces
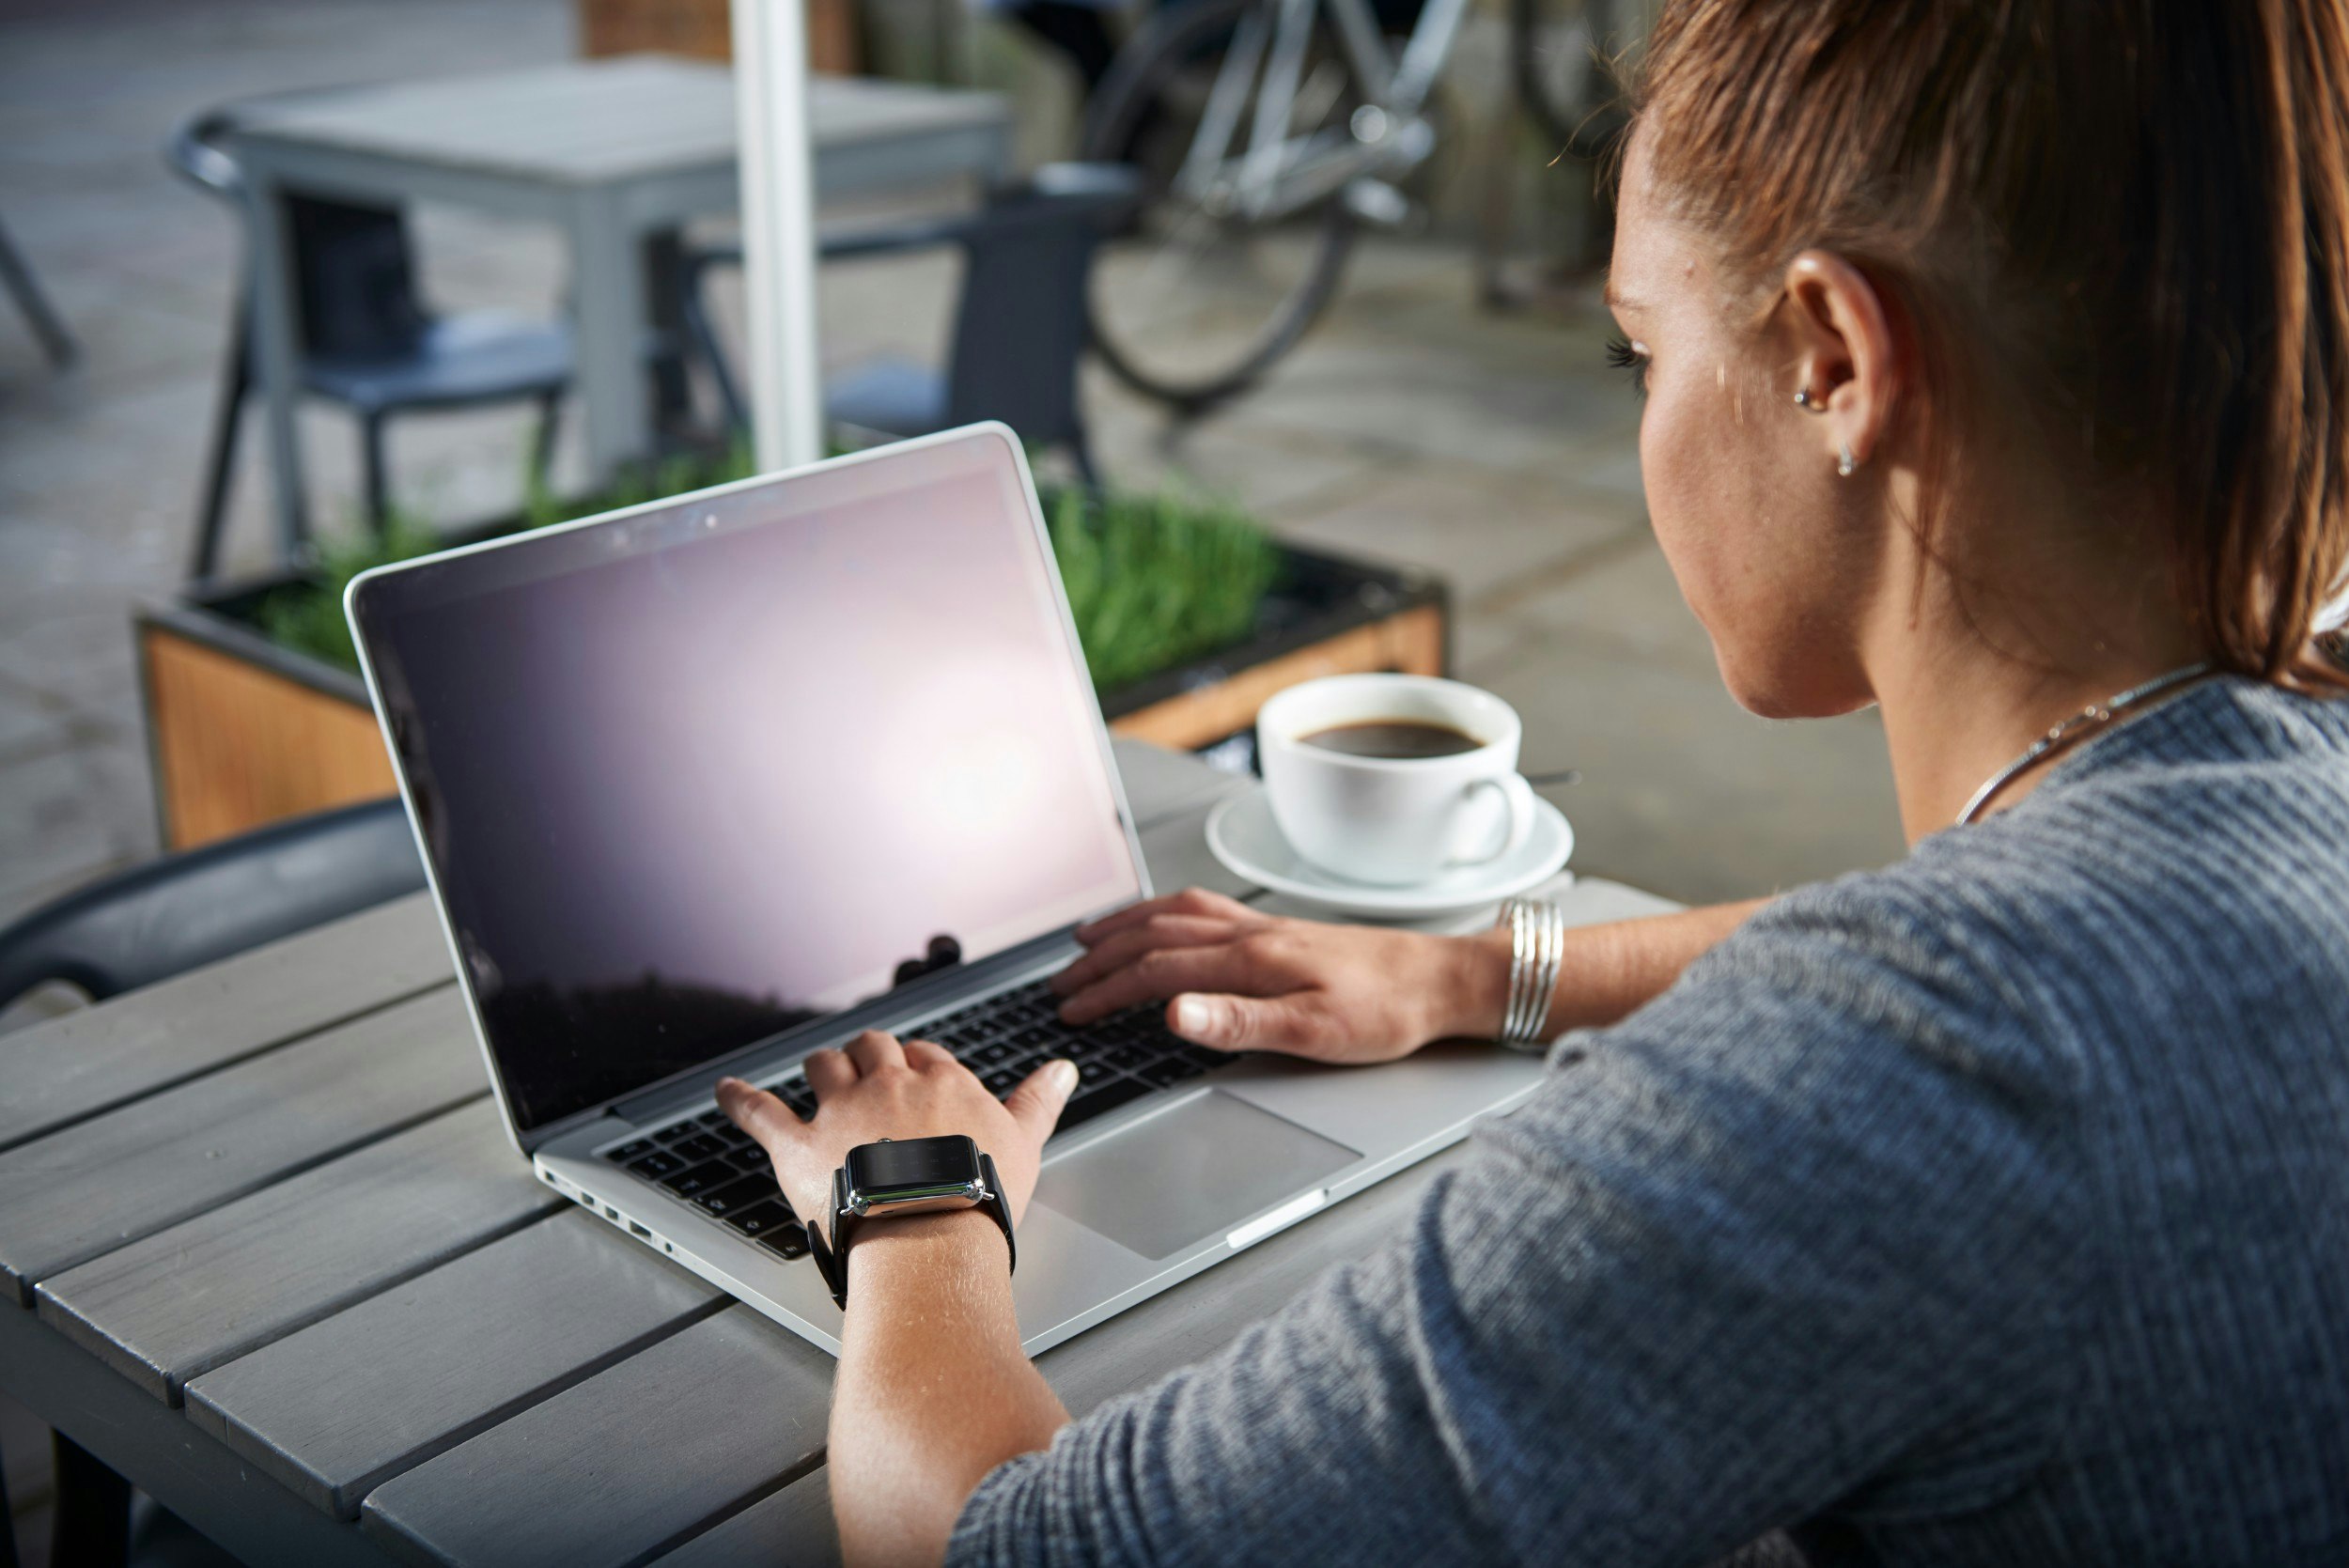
949,676,2349,1566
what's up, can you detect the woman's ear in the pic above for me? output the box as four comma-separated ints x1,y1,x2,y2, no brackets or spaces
1781,251,1902,472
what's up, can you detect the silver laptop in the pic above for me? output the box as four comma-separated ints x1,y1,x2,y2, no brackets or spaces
346,423,1542,1358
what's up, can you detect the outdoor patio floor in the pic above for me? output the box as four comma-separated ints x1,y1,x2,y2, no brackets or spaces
0,0,1907,931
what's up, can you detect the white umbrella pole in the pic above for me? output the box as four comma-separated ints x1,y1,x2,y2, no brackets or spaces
731,0,825,471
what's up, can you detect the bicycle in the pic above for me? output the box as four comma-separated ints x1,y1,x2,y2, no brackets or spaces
1079,0,1641,411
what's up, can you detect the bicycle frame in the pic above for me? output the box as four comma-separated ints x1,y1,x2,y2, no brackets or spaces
1086,0,1645,406
1174,0,1475,223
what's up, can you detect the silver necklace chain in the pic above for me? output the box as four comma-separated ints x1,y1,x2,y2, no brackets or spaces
1954,661,2217,827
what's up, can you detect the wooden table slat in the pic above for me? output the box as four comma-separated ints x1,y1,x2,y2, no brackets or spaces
359,1306,834,1568
0,893,450,1154
34,1098,562,1405
648,1481,837,1568
0,986,486,1303
185,1207,723,1518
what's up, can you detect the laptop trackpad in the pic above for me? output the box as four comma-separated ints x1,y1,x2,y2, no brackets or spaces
1034,1090,1360,1260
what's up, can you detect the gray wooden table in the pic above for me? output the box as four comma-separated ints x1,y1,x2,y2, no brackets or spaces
0,740,1677,1566
225,55,1015,557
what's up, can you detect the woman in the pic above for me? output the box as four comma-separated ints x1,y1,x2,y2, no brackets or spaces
720,1,2349,1561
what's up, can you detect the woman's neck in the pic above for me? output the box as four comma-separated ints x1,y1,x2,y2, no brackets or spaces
1871,643,2204,842
1860,496,2206,843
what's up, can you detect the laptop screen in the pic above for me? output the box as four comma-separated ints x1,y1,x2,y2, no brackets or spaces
350,429,1145,1137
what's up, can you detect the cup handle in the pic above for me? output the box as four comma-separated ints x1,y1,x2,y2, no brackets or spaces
1448,773,1536,868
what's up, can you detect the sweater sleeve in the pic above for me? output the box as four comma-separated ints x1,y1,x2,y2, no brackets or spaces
946,877,2089,1568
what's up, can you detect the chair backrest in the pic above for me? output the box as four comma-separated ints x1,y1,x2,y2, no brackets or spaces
0,799,427,1010
286,195,431,359
165,109,431,361
943,164,1141,444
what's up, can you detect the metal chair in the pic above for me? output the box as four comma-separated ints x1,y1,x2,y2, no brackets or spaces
0,797,426,1568
0,212,77,369
0,799,426,1011
682,163,1141,487
166,111,574,578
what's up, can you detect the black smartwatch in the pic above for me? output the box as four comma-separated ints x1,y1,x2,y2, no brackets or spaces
805,1134,1017,1309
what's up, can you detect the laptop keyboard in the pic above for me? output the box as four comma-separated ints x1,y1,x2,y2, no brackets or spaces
598,979,1226,1260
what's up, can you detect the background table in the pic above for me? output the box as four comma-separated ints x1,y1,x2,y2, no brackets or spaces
0,741,1677,1566
226,55,1016,556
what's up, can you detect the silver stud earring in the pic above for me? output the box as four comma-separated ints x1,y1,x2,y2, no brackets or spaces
1838,442,1859,477
1794,387,1826,413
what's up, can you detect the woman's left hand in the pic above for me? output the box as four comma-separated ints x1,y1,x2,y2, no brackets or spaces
717,1032,1077,1228
1050,888,1508,1063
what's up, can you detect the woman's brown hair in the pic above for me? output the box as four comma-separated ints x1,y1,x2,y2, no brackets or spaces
1629,0,2349,685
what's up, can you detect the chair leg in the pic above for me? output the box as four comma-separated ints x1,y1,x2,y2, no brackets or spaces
679,268,750,441
189,296,252,582
0,1437,19,1568
708,339,750,443
645,231,696,446
1067,426,1103,493
529,390,563,492
359,411,391,536
0,214,77,370
51,1433,130,1568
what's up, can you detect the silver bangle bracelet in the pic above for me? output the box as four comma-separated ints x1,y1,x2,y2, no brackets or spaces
1497,897,1564,1050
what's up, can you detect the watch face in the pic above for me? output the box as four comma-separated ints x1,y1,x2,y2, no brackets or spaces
848,1134,982,1198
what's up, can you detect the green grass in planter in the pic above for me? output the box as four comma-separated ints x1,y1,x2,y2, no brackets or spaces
1044,486,1282,691
256,512,444,675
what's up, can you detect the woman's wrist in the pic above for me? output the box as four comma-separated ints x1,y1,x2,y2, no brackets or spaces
1433,924,1517,1042
1432,919,1613,1045
845,1206,1013,1300
1433,900,1768,1048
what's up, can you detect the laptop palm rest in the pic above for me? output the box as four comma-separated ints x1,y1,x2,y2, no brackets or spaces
1033,1090,1361,1260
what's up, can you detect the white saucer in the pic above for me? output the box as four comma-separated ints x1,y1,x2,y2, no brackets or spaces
1206,784,1574,920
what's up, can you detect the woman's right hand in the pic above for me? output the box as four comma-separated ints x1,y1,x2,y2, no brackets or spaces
1050,888,1512,1063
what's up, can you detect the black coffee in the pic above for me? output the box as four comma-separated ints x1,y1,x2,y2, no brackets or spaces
1299,720,1482,759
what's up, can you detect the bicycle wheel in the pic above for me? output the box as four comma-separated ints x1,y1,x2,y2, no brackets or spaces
1511,0,1634,160
1081,0,1366,412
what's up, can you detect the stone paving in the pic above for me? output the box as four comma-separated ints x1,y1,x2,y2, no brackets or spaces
0,0,1907,941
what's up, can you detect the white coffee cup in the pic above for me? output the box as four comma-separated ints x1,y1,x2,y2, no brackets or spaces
1257,674,1537,886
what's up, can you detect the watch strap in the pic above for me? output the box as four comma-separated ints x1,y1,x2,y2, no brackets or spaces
804,1152,1017,1311
806,1166,851,1308
980,1152,1018,1281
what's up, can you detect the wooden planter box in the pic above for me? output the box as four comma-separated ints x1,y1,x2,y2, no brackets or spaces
137,545,1446,850
578,0,863,78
